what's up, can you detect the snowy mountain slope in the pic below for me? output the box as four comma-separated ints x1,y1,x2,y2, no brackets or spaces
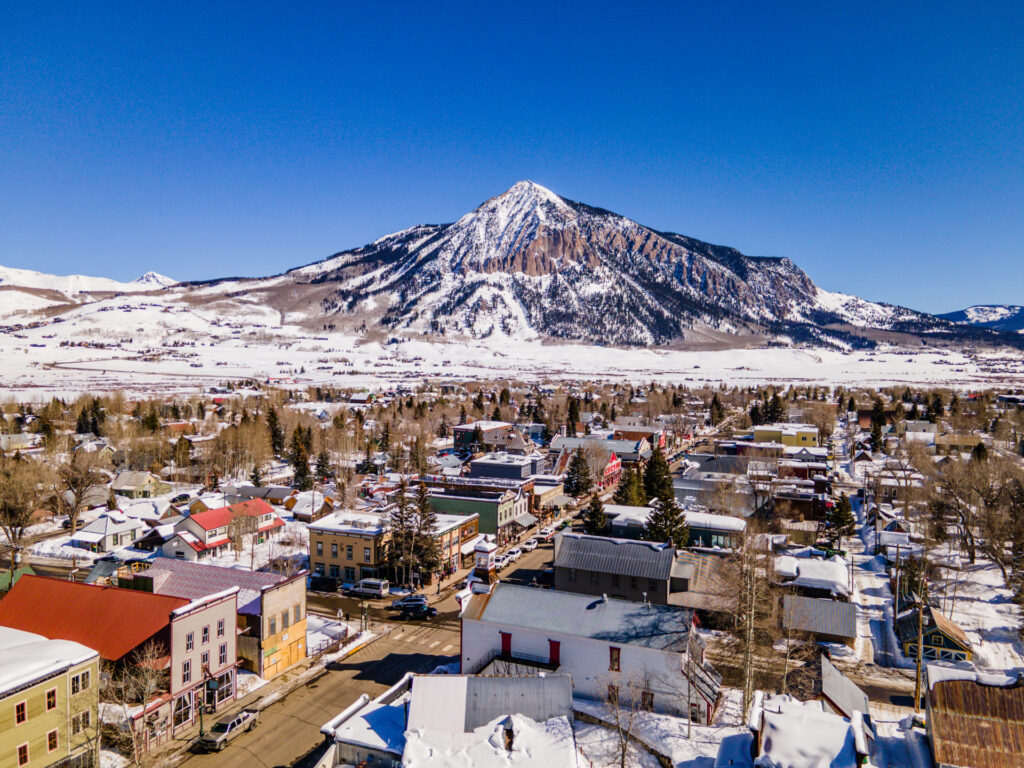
0,264,176,297
288,181,964,347
0,182,1017,352
940,305,1024,333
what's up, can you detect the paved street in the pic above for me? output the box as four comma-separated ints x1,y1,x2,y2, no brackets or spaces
176,621,460,768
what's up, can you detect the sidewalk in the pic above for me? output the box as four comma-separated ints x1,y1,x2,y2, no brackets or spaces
150,625,388,767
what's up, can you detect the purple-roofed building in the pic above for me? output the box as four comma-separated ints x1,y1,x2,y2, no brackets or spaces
119,558,308,680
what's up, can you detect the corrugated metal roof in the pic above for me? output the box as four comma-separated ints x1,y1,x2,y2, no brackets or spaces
0,575,188,661
821,655,869,719
407,675,572,733
477,583,692,651
136,558,290,615
929,677,1024,768
554,533,673,580
782,595,857,639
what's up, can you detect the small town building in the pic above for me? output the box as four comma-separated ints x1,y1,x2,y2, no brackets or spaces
162,499,284,561
111,471,171,499
70,513,146,553
460,583,721,724
308,511,389,582
0,626,100,768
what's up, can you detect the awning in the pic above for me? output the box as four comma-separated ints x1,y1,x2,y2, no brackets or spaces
543,495,573,508
460,534,486,555
514,512,538,528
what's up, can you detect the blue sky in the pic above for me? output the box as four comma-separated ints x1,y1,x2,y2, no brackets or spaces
2,3,1022,313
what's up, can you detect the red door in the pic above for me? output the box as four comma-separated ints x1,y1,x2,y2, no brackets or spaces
548,640,560,666
500,631,511,656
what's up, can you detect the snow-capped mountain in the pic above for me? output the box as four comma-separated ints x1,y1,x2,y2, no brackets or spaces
286,181,955,346
0,182,1014,351
940,305,1024,333
0,264,175,296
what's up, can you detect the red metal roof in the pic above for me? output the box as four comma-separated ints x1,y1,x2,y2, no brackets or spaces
0,575,188,661
188,498,277,531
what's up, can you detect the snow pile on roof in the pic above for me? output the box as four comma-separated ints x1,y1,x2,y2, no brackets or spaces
775,554,850,598
754,695,860,768
403,713,576,768
0,626,98,692
926,664,1018,691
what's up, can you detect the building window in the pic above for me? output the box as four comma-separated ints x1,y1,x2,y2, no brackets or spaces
72,710,91,734
316,541,323,556
202,625,210,644
15,700,26,724
46,688,57,711
648,579,658,593
609,646,620,672
186,632,194,651
269,617,277,636
641,690,654,711
71,670,90,694
172,695,192,728
201,651,210,668
218,619,226,638
219,643,228,666
568,568,576,584
182,660,191,684
590,571,599,586
294,604,302,623
315,562,325,575
329,564,339,578
611,573,620,588
331,543,338,558
17,744,28,766
346,545,353,560
630,576,638,591
48,729,58,751
363,547,371,562
282,610,290,630
345,567,355,581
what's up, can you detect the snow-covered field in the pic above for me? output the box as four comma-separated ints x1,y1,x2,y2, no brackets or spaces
2,312,1023,400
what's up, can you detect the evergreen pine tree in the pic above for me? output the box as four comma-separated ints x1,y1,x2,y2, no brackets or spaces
267,407,284,456
847,395,856,413
710,393,725,426
388,480,415,585
870,421,883,452
250,465,263,488
315,450,331,480
825,494,856,550
413,481,442,578
583,496,607,535
613,466,646,506
749,402,763,426
644,490,689,545
643,447,673,502
565,449,593,497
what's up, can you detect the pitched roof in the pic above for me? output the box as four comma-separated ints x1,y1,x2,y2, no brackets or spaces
407,675,573,734
0,575,188,661
928,674,1024,768
553,533,674,581
782,595,857,639
0,626,99,695
473,583,694,651
187,498,278,531
820,655,869,719
135,558,290,614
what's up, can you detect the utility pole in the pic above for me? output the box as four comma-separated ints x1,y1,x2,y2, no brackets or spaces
914,585,925,713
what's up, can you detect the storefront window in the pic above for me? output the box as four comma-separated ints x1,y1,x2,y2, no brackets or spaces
172,694,192,727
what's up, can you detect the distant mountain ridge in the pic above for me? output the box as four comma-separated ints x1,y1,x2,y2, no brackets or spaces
940,305,1024,333
0,182,1018,352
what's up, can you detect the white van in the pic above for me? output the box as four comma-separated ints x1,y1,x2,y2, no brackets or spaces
345,578,389,599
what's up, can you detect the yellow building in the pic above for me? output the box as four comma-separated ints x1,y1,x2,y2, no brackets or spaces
309,512,390,583
0,627,99,768
753,424,819,447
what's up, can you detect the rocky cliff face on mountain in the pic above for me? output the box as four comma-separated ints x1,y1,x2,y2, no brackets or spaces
284,181,968,347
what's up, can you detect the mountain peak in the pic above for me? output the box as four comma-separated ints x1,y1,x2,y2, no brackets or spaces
132,271,176,288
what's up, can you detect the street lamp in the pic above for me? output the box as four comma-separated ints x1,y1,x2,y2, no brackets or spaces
197,668,220,737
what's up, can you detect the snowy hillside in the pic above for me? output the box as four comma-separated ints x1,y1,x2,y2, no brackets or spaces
0,264,176,297
940,305,1024,333
291,181,961,347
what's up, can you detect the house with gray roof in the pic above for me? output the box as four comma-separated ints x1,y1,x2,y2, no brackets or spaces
782,595,858,646
460,582,722,723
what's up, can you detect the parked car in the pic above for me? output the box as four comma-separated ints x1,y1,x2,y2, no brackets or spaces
506,547,523,562
344,578,390,599
494,554,509,570
196,710,259,751
399,604,438,620
522,538,539,552
540,526,556,540
309,575,339,593
391,595,428,610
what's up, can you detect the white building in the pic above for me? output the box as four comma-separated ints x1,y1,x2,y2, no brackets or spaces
459,583,721,724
